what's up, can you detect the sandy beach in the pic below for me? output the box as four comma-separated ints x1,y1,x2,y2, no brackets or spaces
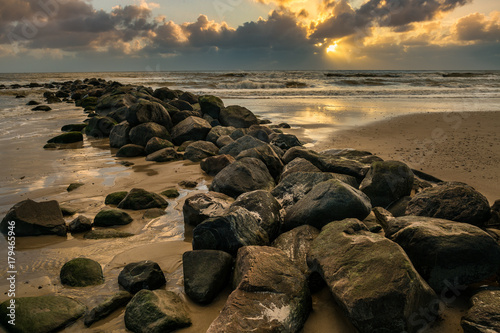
315,111,500,204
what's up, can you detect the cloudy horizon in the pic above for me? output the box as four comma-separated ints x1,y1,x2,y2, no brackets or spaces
0,0,499,72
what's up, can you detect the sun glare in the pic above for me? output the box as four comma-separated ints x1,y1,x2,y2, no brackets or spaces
326,42,338,54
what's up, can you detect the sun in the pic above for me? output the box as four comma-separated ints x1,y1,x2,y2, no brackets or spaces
326,42,338,54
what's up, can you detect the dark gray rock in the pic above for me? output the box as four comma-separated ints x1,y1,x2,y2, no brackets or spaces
284,179,372,231
129,122,170,147
171,116,212,145
229,128,247,140
171,110,202,125
183,250,233,304
200,154,235,176
47,132,83,144
219,105,259,128
270,133,302,151
161,188,180,198
169,99,193,111
183,192,233,227
308,219,437,333
105,191,128,205
210,157,275,199
405,182,491,226
219,135,267,157
179,91,199,104
60,258,104,287
109,121,131,148
118,188,168,210
32,105,52,111
118,261,166,294
236,144,284,180
385,216,500,292
94,209,133,227
125,289,191,333
61,123,87,132
0,199,66,236
184,141,219,162
206,126,237,144
461,289,500,333
146,147,182,162
69,215,92,234
85,116,117,138
84,291,132,327
126,99,173,130
145,137,174,155
199,95,224,119
387,196,412,217
215,135,234,148
116,144,146,157
280,157,322,180
152,87,179,101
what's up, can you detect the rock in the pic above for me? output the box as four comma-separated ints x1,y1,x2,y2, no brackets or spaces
207,246,310,333
125,289,191,333
118,261,167,294
60,205,78,216
146,147,182,162
32,105,52,111
359,160,414,207
161,188,180,198
109,121,131,148
116,144,146,157
27,100,40,105
85,116,117,138
108,106,128,123
118,188,168,210
236,144,284,180
387,196,412,217
47,131,83,144
210,157,275,199
60,258,104,287
80,96,98,109
43,143,57,149
67,182,84,192
172,110,202,125
145,137,174,155
84,229,134,239
143,208,166,219
126,99,173,130
93,209,133,227
270,133,302,151
284,179,372,231
61,123,87,132
0,199,66,236
84,291,132,327
184,141,219,162
461,289,500,333
385,216,500,292
0,296,85,333
176,140,194,152
405,182,491,226
105,191,128,205
206,126,237,144
129,122,170,147
202,155,235,176
179,91,199,104
216,135,234,148
219,105,259,128
183,250,233,304
183,192,233,227
199,95,224,118
219,135,267,157
280,157,322,180
229,190,282,241
247,127,270,143
179,180,198,188
193,207,270,255
171,116,212,145
153,87,179,101
308,219,437,333
69,215,92,234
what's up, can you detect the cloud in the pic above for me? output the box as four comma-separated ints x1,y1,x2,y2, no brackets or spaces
454,12,500,42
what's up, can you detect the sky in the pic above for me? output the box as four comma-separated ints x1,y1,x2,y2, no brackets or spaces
0,0,498,72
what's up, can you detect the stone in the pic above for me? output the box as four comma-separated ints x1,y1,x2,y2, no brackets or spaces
283,179,372,231
118,261,167,294
171,110,202,125
207,246,310,333
47,131,83,144
61,123,87,132
126,99,173,130
145,137,174,155
60,258,104,287
0,296,85,333
129,122,170,147
179,91,199,104
183,250,233,304
179,180,197,188
109,121,131,148
32,105,52,111
80,96,98,109
183,192,233,227
69,215,92,233
67,182,84,192
27,100,40,105
461,289,500,333
118,188,168,210
216,135,234,148
270,133,302,151
236,144,284,180
105,191,128,205
0,199,66,236
219,105,259,128
405,182,491,226
307,219,438,333
387,196,412,217
146,147,182,162
210,157,275,199
385,216,500,292
85,116,117,138
84,291,132,327
183,141,219,162
280,157,322,180
199,95,224,118
84,229,134,239
116,144,146,157
206,125,237,144
43,143,57,149
153,87,179,101
359,160,414,207
161,188,180,198
200,154,235,176
93,209,133,227
171,116,212,145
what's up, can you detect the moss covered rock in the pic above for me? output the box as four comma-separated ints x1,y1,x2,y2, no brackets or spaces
105,191,128,205
60,258,104,287
161,188,179,198
61,123,87,132
47,132,83,144
93,209,133,227
117,188,168,210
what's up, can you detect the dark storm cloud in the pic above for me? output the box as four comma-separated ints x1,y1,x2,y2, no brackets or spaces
454,13,500,42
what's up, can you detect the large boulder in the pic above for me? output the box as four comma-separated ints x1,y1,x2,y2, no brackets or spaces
183,192,233,227
0,199,66,236
93,209,133,227
47,132,83,144
105,191,128,205
405,182,491,226
219,135,267,157
307,219,437,333
183,250,233,304
124,290,191,333
145,137,174,155
171,116,211,145
126,99,173,130
461,289,500,333
116,144,146,157
95,92,136,114
85,116,117,138
200,154,235,176
0,296,85,333
171,110,202,125
236,144,284,180
270,133,302,151
146,147,182,162
60,258,104,287
183,141,219,162
206,126,236,144
385,216,500,292
280,157,322,180
179,91,199,104
210,157,275,199
129,122,170,147
283,179,372,231
199,95,224,119
109,121,131,148
84,291,132,327
219,105,259,128
118,261,166,294
207,246,310,333
68,215,92,234
359,160,414,207
118,188,168,210
153,87,178,101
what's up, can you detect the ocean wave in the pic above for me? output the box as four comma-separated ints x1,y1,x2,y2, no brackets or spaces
324,73,401,78
337,79,390,86
216,80,308,89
